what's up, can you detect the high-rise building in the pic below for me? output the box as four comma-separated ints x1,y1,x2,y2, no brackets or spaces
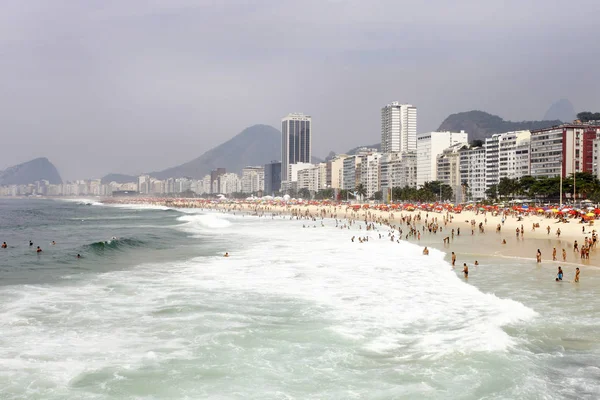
264,161,282,195
416,130,468,187
281,113,312,182
381,102,417,153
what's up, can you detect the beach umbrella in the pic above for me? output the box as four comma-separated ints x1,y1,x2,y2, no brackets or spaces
551,209,559,213
594,208,600,214
586,212,595,217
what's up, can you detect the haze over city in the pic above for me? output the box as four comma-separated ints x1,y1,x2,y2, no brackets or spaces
1,0,599,180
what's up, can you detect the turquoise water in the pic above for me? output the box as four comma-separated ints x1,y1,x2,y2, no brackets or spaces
0,199,599,399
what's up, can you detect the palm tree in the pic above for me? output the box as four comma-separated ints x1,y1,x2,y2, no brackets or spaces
355,183,367,201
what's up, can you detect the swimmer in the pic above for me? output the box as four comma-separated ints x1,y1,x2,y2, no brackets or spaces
1,241,6,248
574,267,580,283
77,254,81,259
423,247,429,255
29,240,33,246
224,252,229,257
474,260,479,266
36,246,42,253
462,263,468,278
502,239,507,244
52,241,56,245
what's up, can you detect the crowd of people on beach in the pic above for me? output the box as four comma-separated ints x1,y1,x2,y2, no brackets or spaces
178,198,591,284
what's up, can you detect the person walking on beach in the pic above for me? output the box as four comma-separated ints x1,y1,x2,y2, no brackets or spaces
574,267,580,283
536,249,541,263
562,248,567,262
574,240,579,253
547,225,551,235
552,247,557,261
556,228,561,238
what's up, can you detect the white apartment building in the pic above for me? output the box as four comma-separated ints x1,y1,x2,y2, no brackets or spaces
485,135,501,190
380,152,417,202
297,163,327,194
241,166,265,194
288,162,314,182
138,175,150,194
459,146,487,201
416,130,468,187
530,124,600,178
330,155,347,189
498,130,531,180
437,144,468,203
219,173,241,195
594,138,600,179
381,102,417,153
281,113,312,183
202,175,212,195
342,156,358,191
359,153,382,198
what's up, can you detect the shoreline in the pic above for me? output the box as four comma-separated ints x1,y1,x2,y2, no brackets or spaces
94,197,600,268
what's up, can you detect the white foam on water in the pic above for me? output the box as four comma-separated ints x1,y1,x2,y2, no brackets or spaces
176,213,232,233
0,211,547,399
57,198,103,206
106,203,173,211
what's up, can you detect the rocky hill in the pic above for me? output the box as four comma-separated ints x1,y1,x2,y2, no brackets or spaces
438,111,561,142
0,157,62,185
543,99,576,122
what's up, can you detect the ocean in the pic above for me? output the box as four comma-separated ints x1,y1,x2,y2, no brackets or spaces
0,198,599,399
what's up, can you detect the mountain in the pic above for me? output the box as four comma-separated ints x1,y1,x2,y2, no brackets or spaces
346,143,381,155
151,124,281,179
101,173,138,184
543,99,576,122
0,157,62,185
325,143,382,161
438,111,561,142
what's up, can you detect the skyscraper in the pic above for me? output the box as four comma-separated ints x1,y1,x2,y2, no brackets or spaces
281,113,312,182
381,102,417,153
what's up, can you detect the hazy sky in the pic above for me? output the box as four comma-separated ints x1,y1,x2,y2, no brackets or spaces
1,0,599,180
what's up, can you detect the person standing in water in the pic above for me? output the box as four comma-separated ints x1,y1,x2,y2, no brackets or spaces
574,267,580,282
451,252,456,267
462,263,468,278
536,249,541,263
1,241,7,248
556,266,563,281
